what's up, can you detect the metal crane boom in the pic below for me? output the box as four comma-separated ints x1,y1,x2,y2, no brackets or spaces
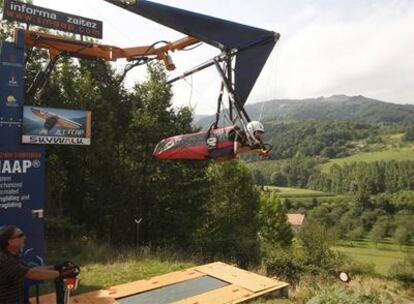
21,29,199,70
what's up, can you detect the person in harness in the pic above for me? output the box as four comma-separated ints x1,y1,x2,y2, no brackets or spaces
209,121,269,161
153,120,270,161
230,121,269,156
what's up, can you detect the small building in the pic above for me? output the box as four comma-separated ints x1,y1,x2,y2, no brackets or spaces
286,213,306,232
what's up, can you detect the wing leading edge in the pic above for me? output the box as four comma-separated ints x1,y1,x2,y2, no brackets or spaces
104,0,279,106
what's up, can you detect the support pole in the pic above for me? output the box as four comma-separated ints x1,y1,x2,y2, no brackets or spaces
134,218,142,247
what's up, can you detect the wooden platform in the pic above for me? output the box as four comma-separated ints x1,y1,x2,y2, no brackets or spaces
33,262,289,304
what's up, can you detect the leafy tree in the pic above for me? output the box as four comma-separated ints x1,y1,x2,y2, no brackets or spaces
42,60,210,249
250,169,267,186
347,227,365,244
309,205,331,227
281,154,319,187
264,120,377,160
270,171,287,186
360,209,386,231
311,161,414,196
194,161,261,266
370,221,387,247
258,192,293,249
263,248,303,284
394,227,411,248
403,127,414,142
117,63,208,246
321,146,336,158
297,221,337,271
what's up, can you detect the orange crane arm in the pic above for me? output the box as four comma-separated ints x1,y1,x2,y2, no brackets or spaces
20,29,199,70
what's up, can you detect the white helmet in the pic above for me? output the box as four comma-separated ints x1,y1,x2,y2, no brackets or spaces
246,121,264,143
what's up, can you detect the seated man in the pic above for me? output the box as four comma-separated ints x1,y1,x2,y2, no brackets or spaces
0,225,78,304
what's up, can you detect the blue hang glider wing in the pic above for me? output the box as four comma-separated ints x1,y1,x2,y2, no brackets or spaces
104,0,279,106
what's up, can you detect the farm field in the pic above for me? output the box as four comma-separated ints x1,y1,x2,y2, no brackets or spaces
334,239,414,276
265,186,337,198
321,148,414,172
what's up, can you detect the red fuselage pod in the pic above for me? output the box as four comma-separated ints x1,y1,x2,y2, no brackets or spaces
153,126,236,160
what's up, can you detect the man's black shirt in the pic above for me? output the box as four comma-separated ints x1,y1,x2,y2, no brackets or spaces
0,250,29,304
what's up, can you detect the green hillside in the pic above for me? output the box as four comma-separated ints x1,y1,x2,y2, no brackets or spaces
195,95,414,128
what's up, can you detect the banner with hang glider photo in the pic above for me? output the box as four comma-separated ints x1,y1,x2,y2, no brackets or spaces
22,106,91,146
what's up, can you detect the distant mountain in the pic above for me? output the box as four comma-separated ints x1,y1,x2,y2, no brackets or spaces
194,95,414,128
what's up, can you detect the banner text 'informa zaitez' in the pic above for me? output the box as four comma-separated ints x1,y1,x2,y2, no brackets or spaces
3,0,103,39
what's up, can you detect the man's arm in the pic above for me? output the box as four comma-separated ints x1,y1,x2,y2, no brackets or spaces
34,265,55,271
234,142,252,155
233,132,251,155
25,267,60,280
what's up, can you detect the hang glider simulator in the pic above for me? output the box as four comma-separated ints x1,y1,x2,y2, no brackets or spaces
104,0,279,161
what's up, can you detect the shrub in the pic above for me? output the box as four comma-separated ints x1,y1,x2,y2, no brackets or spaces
307,286,394,304
263,247,303,284
339,254,376,276
258,192,293,248
297,221,340,272
194,161,261,267
388,253,414,287
45,216,85,241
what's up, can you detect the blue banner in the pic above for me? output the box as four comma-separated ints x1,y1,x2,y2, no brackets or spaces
0,38,45,268
0,147,45,267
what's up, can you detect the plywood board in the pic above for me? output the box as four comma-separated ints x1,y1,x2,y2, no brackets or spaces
90,268,205,299
32,262,288,304
195,262,277,292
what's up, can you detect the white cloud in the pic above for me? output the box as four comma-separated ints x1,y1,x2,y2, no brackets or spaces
266,0,414,105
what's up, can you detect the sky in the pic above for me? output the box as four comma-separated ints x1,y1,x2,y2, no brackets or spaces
8,0,414,114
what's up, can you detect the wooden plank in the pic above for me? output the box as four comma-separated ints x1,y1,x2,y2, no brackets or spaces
170,285,253,304
78,269,205,300
71,294,96,304
75,291,119,304
195,262,279,292
30,292,98,304
30,293,56,304
233,283,289,303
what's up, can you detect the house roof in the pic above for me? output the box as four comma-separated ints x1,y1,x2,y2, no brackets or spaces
287,213,305,226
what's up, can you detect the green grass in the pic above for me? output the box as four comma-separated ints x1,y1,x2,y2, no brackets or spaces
75,258,191,294
321,148,414,172
265,186,337,198
333,239,414,276
39,241,195,296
